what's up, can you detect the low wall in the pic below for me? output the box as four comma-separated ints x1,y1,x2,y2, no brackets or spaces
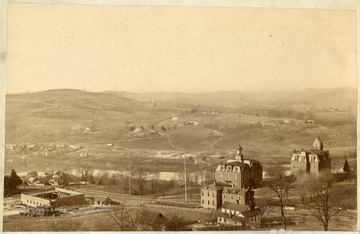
21,194,51,207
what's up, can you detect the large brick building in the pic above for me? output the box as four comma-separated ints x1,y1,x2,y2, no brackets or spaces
290,137,331,176
214,145,263,189
201,145,262,210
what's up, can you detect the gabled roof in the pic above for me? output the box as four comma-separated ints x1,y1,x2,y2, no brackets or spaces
142,210,167,224
221,202,250,213
241,208,263,218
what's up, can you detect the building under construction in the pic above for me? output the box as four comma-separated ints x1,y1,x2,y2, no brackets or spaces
21,187,85,208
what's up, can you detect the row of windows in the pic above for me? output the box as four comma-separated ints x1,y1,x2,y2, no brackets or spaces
26,199,46,206
219,174,238,180
248,215,260,222
201,199,215,206
201,191,215,197
223,195,242,200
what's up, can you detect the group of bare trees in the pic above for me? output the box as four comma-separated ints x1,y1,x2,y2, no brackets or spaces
103,203,187,231
106,203,144,231
266,168,344,231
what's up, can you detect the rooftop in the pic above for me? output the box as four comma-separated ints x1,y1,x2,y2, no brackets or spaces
221,202,250,213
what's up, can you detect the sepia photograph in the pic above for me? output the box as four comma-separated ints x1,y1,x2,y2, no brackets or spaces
1,0,358,232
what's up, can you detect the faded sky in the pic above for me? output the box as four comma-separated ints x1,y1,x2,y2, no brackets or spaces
6,4,357,93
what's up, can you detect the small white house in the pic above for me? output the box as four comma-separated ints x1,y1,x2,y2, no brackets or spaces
84,127,91,133
133,128,142,133
172,116,179,121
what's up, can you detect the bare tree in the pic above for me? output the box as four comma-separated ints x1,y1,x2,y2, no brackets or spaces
150,173,159,194
80,163,93,184
165,214,186,231
267,167,296,230
107,203,144,231
134,165,149,197
295,173,311,204
306,171,342,231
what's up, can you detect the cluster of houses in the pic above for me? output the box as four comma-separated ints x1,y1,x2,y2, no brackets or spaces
5,143,39,152
5,143,83,157
23,170,69,187
40,143,82,157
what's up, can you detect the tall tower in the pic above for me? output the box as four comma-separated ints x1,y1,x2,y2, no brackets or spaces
313,137,324,150
236,144,244,162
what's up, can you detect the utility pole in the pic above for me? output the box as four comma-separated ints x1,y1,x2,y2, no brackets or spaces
184,154,188,203
128,159,131,196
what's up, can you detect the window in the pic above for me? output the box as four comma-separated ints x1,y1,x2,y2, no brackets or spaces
202,199,204,204
202,191,204,196
227,174,230,179
212,201,215,205
231,196,233,199
223,195,225,198
208,200,210,205
208,192,210,196
220,173,223,178
212,192,214,197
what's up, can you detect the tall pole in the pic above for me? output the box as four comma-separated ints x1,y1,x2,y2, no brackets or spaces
184,154,188,203
128,159,131,196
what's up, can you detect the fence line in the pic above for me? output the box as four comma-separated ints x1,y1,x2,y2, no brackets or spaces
144,203,215,213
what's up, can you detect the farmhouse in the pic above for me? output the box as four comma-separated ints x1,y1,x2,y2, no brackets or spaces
21,188,84,208
290,137,331,176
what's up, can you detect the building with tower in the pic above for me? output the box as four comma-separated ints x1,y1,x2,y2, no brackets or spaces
200,145,264,228
201,145,263,209
290,137,331,176
214,145,263,189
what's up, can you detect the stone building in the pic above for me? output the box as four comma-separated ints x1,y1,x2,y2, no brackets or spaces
290,137,331,176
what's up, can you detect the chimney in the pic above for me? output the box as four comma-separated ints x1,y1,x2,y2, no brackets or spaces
249,199,255,211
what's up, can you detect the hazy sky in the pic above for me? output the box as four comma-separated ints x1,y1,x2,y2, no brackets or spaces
6,4,356,93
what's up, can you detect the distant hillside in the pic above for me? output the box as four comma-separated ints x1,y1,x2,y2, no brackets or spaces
5,88,357,147
110,88,357,110
5,89,176,143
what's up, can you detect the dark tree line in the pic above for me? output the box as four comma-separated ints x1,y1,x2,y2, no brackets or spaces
4,169,22,195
